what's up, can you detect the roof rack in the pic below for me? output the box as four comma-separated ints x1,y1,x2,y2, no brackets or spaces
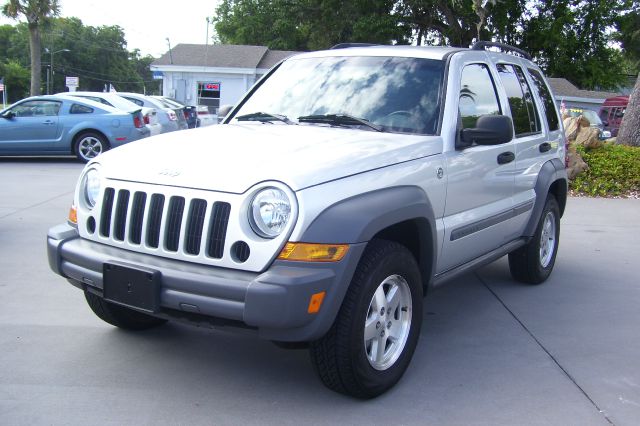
472,41,532,60
330,43,377,50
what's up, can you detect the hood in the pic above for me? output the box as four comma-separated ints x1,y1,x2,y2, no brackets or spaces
96,123,442,193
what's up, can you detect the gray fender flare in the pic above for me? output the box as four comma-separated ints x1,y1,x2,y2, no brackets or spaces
524,158,568,237
299,185,437,324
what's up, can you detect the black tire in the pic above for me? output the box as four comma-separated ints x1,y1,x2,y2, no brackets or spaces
84,291,167,330
74,132,110,162
509,194,560,284
309,239,422,399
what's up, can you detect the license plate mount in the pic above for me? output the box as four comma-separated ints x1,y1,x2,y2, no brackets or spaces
103,262,160,313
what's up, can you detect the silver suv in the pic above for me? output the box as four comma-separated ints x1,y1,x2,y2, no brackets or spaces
47,42,567,398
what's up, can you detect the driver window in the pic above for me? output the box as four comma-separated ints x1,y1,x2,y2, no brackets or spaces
11,100,61,117
459,64,501,129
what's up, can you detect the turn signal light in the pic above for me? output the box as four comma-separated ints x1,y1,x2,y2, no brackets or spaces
308,291,326,314
68,204,78,225
277,242,349,262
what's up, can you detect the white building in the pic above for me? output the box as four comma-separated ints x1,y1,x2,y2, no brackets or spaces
151,44,298,113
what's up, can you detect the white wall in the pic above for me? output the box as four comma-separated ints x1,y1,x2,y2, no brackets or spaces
161,71,260,108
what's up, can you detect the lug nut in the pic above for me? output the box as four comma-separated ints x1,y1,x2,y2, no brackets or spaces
380,307,385,316
387,321,392,329
376,321,381,330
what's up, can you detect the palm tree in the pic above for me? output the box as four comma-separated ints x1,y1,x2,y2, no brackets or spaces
2,0,60,96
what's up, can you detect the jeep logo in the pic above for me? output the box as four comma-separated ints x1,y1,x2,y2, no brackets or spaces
158,169,181,177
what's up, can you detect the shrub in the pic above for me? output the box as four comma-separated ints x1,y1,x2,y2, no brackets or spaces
570,143,640,197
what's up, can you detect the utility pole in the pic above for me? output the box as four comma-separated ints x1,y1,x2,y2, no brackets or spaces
204,17,210,70
166,37,173,64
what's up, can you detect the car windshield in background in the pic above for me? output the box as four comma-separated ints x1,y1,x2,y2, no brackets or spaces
232,56,445,135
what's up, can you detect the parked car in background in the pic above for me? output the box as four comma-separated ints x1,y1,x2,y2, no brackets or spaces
566,108,611,140
599,95,628,137
116,92,182,134
148,96,190,130
0,95,149,161
59,91,161,137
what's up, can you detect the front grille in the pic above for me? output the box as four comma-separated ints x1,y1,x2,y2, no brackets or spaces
99,187,230,259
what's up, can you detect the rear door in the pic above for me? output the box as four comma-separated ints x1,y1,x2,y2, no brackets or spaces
494,62,556,224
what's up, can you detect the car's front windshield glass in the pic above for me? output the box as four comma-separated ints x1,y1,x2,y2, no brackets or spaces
232,55,445,135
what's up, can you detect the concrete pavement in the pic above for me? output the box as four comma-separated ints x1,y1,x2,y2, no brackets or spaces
1,159,638,425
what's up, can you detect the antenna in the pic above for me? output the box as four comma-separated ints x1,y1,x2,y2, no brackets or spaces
166,37,174,64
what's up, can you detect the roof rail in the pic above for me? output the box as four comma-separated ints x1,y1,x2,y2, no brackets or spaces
330,43,377,50
472,41,532,60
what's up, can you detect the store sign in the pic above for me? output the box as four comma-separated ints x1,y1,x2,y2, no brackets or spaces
152,71,163,80
65,76,79,87
204,82,220,91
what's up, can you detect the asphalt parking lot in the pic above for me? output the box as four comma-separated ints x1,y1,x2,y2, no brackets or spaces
1,158,639,425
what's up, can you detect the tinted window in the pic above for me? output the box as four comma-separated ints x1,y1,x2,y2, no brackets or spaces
497,64,541,136
11,100,61,117
70,104,94,114
459,64,501,129
123,96,144,107
234,56,446,135
528,69,559,131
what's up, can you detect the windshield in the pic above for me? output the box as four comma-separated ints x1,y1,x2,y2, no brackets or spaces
232,55,445,135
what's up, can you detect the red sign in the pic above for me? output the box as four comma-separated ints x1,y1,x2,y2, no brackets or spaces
204,83,220,90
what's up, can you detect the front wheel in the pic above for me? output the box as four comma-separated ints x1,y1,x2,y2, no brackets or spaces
509,194,561,284
74,132,109,162
309,239,422,398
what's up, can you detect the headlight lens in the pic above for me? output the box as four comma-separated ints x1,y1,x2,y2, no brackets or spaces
249,187,291,238
83,168,101,209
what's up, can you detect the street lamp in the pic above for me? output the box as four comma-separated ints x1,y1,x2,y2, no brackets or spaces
44,48,70,94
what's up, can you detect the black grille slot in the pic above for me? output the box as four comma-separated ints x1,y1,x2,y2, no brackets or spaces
207,202,231,259
113,190,130,241
146,194,165,248
165,196,185,252
129,192,147,244
100,188,115,237
185,199,207,255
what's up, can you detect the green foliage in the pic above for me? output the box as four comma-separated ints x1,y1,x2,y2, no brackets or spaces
0,17,160,96
0,59,30,102
571,143,640,197
213,0,635,91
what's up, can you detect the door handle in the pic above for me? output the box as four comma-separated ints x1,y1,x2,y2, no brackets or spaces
539,142,551,153
42,120,55,125
497,151,515,165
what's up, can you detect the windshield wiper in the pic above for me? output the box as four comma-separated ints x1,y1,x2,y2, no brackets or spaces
235,111,295,125
297,114,383,132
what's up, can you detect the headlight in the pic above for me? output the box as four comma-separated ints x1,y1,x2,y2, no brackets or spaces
83,168,101,209
249,187,292,238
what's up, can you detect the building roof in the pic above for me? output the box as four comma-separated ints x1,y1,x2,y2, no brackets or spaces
152,44,299,69
548,78,620,100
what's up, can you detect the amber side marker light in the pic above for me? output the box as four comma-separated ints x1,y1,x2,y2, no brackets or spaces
277,242,349,262
308,291,326,314
68,204,78,225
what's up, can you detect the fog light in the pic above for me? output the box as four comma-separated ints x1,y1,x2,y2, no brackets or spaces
277,242,349,262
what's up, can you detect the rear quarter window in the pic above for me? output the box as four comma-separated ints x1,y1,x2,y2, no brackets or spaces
497,64,541,136
70,104,94,114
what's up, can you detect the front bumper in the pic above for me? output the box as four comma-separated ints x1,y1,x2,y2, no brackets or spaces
47,223,364,341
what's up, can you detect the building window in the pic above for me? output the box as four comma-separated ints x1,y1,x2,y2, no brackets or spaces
197,82,220,114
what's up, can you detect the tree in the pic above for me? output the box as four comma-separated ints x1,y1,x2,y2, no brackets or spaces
616,74,639,146
0,59,30,102
2,0,60,96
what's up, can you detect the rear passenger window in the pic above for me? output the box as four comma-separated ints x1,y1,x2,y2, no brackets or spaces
70,104,94,114
528,69,559,131
459,64,501,129
497,64,541,136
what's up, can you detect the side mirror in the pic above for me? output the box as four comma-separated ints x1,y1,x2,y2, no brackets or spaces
1,110,15,119
217,105,233,121
458,115,514,149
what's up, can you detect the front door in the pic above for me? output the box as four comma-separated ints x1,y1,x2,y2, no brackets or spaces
0,100,61,153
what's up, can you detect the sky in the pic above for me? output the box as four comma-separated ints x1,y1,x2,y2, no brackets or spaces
0,0,221,57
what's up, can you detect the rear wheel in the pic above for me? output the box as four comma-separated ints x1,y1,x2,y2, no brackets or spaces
85,291,167,330
75,132,109,162
509,194,560,284
309,239,422,398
